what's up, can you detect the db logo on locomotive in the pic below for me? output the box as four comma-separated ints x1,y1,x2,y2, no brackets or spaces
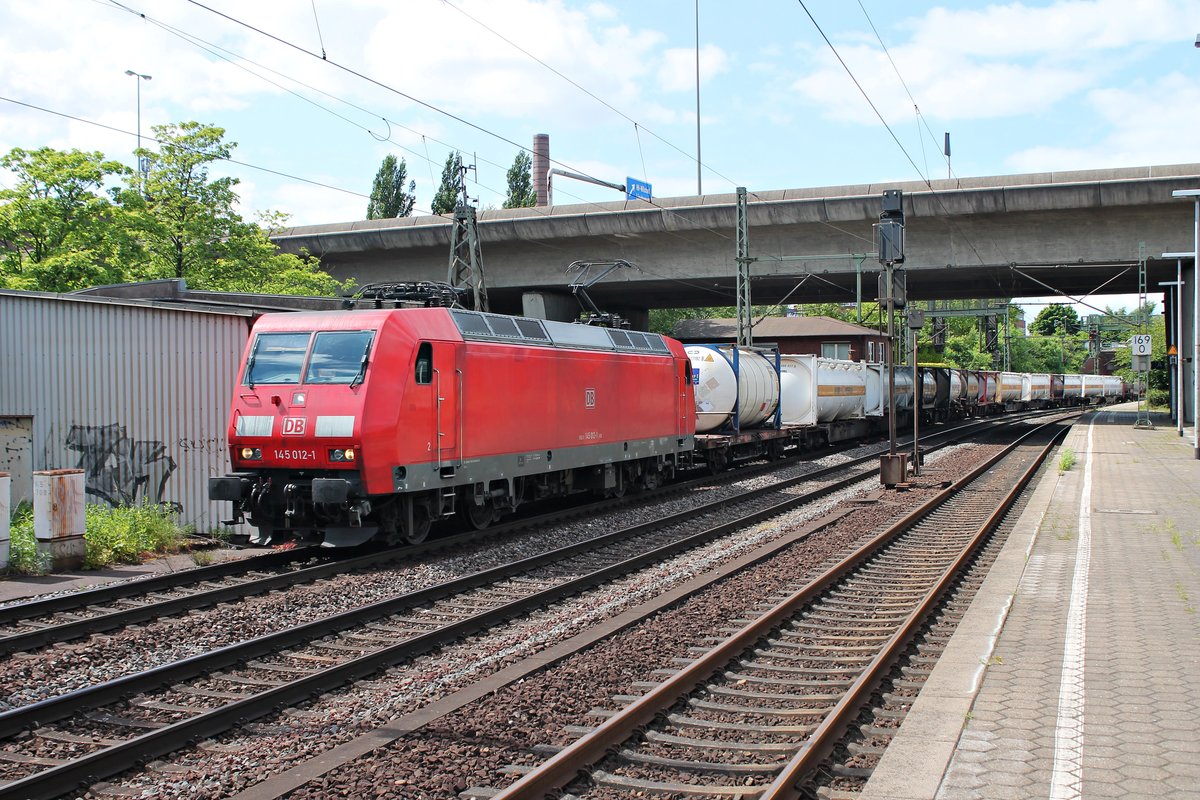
281,417,307,436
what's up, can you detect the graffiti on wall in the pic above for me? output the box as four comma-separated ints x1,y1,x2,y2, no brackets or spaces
65,424,179,508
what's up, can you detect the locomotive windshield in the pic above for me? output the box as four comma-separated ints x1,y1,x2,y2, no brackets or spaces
242,330,376,386
305,331,375,384
244,332,310,385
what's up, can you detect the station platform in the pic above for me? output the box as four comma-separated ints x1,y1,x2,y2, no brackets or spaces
862,405,1200,799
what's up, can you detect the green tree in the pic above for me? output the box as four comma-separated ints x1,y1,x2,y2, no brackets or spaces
503,151,536,209
0,147,133,291
430,151,463,215
125,121,241,280
123,121,344,295
366,155,415,219
1031,304,1081,336
1,126,347,297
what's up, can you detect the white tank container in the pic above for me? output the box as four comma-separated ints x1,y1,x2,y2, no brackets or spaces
949,370,965,401
686,345,780,433
1101,376,1122,397
978,371,997,403
920,370,938,409
998,372,1023,403
1081,375,1103,399
864,363,884,417
963,370,980,401
779,356,866,425
863,366,913,412
1063,374,1083,399
888,368,915,410
1022,373,1051,402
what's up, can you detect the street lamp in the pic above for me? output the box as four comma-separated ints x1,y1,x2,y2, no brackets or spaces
1170,188,1200,459
124,70,151,169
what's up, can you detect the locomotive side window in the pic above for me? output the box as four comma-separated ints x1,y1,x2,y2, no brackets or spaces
305,331,375,385
244,332,311,385
415,342,433,385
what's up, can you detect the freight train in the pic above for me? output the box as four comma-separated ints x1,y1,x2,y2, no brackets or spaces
209,307,1128,547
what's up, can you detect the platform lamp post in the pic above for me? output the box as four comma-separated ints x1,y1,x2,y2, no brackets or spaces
124,70,151,180
1170,188,1200,459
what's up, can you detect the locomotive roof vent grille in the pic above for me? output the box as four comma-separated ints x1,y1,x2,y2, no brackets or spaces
450,309,551,343
605,327,670,354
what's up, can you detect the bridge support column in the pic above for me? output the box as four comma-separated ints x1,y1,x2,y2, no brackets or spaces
522,291,580,323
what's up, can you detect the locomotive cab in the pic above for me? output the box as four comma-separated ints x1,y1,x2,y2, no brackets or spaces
210,313,389,547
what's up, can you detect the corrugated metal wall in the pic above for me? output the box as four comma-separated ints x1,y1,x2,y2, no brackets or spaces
0,293,252,533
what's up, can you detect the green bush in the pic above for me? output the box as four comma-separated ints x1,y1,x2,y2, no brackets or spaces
6,505,48,575
1058,447,1077,473
1147,388,1170,409
5,502,184,574
82,504,183,570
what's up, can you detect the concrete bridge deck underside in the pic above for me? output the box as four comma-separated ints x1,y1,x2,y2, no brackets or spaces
272,164,1200,315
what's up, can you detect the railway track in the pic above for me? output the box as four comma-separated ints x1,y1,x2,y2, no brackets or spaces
477,415,1069,799
0,411,1031,659
0,415,1047,799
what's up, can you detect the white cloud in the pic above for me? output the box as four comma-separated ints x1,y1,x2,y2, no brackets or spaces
908,0,1192,58
790,0,1195,124
362,0,665,123
1007,73,1200,171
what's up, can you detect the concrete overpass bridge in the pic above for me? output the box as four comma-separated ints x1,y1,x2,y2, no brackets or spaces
272,163,1200,321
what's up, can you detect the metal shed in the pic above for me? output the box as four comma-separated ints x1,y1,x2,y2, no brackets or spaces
0,287,254,533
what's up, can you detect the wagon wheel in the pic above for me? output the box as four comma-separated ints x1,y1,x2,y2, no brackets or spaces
706,450,728,475
767,440,786,461
403,504,432,545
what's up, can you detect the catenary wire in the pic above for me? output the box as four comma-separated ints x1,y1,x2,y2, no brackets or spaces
854,0,1018,268
0,95,376,202
796,0,994,268
170,0,739,244
433,0,747,193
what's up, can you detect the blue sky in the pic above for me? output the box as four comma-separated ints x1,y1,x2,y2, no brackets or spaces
2,0,1197,315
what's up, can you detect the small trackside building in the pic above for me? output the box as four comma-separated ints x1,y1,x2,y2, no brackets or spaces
672,316,888,363
0,282,347,534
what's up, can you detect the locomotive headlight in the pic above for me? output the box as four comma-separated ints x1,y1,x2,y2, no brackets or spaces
329,448,355,462
240,447,262,460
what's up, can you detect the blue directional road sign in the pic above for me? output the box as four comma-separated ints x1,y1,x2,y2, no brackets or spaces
626,177,652,201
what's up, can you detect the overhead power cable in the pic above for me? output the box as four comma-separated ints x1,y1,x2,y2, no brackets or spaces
795,0,993,268
178,0,616,188
109,0,736,246
0,95,375,202
855,0,952,179
434,0,745,192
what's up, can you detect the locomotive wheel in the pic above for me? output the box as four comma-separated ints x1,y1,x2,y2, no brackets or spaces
641,468,661,491
459,498,495,530
404,505,432,545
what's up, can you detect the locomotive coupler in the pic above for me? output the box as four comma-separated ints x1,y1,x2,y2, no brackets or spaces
284,482,302,519
347,499,372,527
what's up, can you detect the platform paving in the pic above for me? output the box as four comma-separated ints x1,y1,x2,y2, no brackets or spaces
861,406,1200,800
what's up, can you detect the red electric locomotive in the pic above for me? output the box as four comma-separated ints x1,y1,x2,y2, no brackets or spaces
209,307,696,546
